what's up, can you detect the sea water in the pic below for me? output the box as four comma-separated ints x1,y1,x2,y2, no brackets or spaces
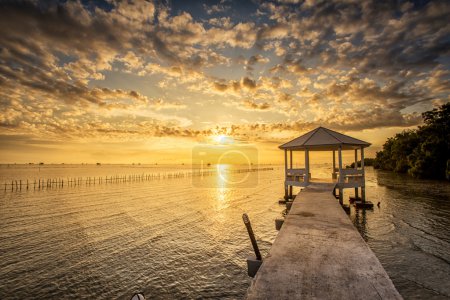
0,164,449,299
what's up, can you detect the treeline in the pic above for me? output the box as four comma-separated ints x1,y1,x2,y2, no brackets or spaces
348,158,375,168
373,103,450,180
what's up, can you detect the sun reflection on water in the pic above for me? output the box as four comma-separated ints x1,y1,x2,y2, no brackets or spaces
214,164,231,213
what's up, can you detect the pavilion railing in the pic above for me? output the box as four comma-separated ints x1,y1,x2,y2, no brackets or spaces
286,168,311,183
339,169,364,184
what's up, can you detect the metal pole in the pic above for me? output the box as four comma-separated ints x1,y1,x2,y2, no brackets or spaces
242,213,262,260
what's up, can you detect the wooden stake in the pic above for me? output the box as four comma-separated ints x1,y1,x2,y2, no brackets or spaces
242,213,262,261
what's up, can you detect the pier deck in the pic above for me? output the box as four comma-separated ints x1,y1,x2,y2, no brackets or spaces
246,183,402,299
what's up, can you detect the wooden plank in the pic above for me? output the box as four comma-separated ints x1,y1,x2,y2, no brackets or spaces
246,183,402,300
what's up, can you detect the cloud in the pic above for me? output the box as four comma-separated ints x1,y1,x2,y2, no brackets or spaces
203,2,231,15
211,77,258,93
0,0,449,150
242,100,271,111
242,77,257,89
257,23,289,40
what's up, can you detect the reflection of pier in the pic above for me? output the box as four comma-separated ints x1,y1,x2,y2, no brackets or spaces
246,183,402,299
353,206,369,241
280,127,371,206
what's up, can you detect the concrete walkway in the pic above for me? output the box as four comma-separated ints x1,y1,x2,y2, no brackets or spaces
246,183,402,300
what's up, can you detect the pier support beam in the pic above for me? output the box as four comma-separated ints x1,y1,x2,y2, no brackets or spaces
289,150,293,198
247,257,263,277
332,150,337,179
284,149,288,200
354,149,359,199
305,148,310,184
275,218,284,230
338,146,343,205
361,146,366,202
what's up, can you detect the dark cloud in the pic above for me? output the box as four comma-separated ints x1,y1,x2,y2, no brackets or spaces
242,77,257,89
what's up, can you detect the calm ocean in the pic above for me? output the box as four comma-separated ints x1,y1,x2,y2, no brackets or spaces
0,164,449,299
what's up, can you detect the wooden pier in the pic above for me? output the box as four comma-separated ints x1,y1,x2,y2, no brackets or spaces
246,183,402,299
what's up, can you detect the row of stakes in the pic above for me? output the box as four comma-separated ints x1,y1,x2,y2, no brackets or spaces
3,167,274,192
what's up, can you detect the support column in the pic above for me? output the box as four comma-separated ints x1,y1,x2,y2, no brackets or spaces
284,149,288,200
338,146,343,205
332,150,336,179
305,148,310,184
361,146,366,202
354,149,359,199
289,150,293,198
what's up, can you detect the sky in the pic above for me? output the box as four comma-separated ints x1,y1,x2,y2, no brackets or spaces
0,0,449,164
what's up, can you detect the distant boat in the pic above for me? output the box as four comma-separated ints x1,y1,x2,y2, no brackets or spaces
39,162,44,165
96,163,101,166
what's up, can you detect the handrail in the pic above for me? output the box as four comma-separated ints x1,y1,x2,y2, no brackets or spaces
287,168,306,175
340,169,364,175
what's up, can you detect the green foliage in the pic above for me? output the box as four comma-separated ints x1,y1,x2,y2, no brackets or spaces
374,103,450,180
349,158,375,168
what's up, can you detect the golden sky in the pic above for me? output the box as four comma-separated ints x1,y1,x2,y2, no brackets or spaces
0,0,449,164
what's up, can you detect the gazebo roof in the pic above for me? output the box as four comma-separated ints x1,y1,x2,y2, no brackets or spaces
279,127,371,150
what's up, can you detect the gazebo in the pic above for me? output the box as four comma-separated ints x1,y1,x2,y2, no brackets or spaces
279,127,371,204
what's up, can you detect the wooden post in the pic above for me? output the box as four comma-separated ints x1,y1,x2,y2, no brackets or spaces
332,150,336,179
354,149,358,199
305,148,310,184
338,146,343,183
338,146,343,205
361,146,366,202
284,149,288,200
242,213,262,261
289,150,293,198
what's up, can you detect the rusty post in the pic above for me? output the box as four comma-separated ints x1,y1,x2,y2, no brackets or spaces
242,213,262,260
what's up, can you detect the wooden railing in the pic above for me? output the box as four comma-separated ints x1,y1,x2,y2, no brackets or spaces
286,168,309,183
339,169,364,184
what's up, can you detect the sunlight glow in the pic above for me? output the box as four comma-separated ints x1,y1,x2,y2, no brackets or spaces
211,134,234,145
214,134,226,143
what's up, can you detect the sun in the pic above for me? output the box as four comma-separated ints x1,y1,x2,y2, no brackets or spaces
211,134,234,145
213,134,226,143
